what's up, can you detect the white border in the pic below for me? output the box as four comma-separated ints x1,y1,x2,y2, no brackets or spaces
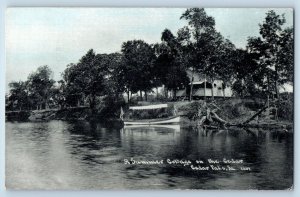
0,0,298,197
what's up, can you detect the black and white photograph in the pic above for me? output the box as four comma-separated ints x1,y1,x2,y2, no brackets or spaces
5,7,294,190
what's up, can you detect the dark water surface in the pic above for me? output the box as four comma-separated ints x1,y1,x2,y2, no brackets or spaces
6,120,293,190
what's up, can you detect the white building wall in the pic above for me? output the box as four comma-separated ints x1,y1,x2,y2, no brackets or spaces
192,80,233,97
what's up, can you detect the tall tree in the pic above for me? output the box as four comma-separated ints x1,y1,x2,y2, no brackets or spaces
8,81,30,110
27,65,55,110
63,49,109,113
49,80,66,109
247,10,294,99
154,29,189,99
231,48,263,97
104,52,126,99
180,8,219,101
121,40,156,101
63,63,84,107
214,39,236,98
200,29,225,100
277,27,294,83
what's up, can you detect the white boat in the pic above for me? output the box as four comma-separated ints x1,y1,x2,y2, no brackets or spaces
120,104,180,125
124,124,180,132
124,116,180,125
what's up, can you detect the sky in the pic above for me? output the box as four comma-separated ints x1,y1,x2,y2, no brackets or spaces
5,8,293,90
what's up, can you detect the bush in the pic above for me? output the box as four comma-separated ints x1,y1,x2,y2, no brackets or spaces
177,101,205,120
277,99,293,121
98,95,126,118
243,99,265,111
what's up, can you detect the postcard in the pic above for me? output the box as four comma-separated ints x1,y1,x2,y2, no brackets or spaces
5,8,294,190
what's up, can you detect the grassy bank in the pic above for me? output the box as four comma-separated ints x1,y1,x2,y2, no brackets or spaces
6,98,293,131
174,98,293,129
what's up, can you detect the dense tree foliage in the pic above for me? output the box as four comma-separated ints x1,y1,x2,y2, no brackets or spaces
27,65,55,110
245,11,294,98
7,65,55,110
7,9,293,113
154,29,189,99
7,81,30,110
178,8,239,100
63,49,111,113
120,40,156,101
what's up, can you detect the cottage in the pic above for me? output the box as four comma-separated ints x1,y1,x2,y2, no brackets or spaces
176,70,233,100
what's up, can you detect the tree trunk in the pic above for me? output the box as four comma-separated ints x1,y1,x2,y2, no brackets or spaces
89,95,97,114
156,87,159,98
211,78,214,100
139,91,143,101
45,98,48,109
222,80,226,99
275,80,279,100
127,91,130,103
165,88,168,99
173,88,177,100
243,105,268,125
204,75,207,101
211,111,227,125
144,91,148,101
274,65,280,100
267,73,270,95
189,67,195,102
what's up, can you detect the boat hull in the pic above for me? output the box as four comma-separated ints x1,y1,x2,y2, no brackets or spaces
124,116,180,125
124,124,180,132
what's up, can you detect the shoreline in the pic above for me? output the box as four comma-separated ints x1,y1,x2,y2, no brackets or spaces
5,98,293,132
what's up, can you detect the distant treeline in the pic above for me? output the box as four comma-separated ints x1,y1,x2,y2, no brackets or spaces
6,8,293,113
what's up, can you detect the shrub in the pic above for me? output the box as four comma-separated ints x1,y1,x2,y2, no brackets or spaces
177,101,205,120
277,98,293,121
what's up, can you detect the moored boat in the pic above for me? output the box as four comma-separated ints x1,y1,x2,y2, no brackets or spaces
120,104,180,125
124,124,180,131
124,116,180,125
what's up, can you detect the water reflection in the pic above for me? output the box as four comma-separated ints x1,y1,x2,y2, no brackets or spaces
6,120,293,190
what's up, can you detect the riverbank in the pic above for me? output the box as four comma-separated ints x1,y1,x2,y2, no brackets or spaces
6,107,90,121
6,98,293,130
175,99,293,130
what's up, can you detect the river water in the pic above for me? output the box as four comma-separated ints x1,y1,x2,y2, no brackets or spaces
6,120,293,190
